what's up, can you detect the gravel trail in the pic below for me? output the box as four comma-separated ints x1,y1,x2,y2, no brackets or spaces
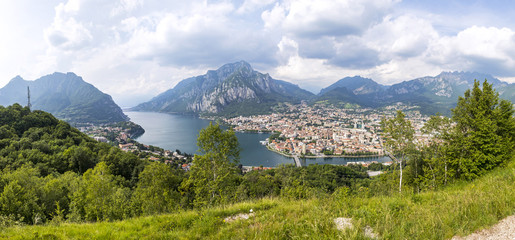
452,215,515,240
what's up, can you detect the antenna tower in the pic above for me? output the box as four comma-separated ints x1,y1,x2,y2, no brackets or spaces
27,86,32,110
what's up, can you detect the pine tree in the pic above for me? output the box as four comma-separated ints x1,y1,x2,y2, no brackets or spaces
450,79,515,179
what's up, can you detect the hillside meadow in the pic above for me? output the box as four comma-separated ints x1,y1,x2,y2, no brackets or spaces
1,155,513,240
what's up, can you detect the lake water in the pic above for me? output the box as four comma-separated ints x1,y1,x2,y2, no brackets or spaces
125,111,391,167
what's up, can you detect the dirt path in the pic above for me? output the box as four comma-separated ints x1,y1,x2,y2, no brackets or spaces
452,215,515,240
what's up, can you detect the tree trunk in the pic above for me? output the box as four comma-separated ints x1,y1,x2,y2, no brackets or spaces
444,161,448,186
212,159,217,200
429,163,436,189
399,158,403,193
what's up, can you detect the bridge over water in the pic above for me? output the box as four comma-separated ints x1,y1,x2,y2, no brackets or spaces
293,154,302,167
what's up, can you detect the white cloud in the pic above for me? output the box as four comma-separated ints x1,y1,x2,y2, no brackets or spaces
272,36,364,92
121,1,277,67
261,2,286,30
365,15,438,59
264,0,399,38
61,0,80,13
111,0,143,16
426,26,515,76
237,0,275,14
329,36,382,69
45,18,93,50
4,0,515,107
276,36,299,64
44,0,92,51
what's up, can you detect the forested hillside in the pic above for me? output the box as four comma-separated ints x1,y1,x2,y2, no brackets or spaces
0,73,128,124
0,105,372,225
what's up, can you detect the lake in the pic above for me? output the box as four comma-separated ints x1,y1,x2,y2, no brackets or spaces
125,111,391,167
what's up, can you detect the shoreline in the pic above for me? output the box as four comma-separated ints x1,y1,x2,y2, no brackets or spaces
266,145,385,159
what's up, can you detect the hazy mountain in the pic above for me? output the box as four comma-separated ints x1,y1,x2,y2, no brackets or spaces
497,82,515,103
316,71,515,115
132,61,314,116
319,76,385,96
0,72,128,124
382,71,512,114
317,76,386,108
314,87,362,108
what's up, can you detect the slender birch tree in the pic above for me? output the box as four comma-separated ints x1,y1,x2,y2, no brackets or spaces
185,122,240,207
381,110,415,193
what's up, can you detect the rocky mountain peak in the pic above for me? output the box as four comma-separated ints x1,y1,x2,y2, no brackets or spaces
132,61,313,116
205,61,254,82
217,60,252,74
435,71,500,84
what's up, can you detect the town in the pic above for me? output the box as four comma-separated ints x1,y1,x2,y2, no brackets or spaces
224,102,430,158
78,121,194,170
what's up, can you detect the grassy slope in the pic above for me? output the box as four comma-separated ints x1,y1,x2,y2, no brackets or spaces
2,158,514,240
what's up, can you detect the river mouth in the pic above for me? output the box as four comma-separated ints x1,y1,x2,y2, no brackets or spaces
125,111,391,167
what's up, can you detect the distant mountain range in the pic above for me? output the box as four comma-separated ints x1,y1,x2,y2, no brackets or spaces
318,72,515,115
132,61,314,116
0,72,128,124
5,62,513,123
134,61,515,116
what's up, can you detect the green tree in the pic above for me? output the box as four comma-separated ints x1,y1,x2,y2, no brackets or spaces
449,79,515,179
420,114,453,188
0,165,44,224
182,122,240,207
237,170,278,200
63,146,96,174
69,162,131,221
40,171,80,223
381,110,415,193
133,162,183,215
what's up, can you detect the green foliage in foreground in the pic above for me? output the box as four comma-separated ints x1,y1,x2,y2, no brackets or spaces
1,156,513,240
383,80,515,193
0,104,371,225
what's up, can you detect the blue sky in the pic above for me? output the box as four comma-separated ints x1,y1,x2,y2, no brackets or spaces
1,0,515,107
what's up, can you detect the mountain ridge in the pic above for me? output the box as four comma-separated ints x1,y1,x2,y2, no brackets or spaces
317,71,515,114
132,61,314,116
135,62,515,116
0,72,129,124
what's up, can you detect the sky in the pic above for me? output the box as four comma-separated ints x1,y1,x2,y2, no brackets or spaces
2,0,515,107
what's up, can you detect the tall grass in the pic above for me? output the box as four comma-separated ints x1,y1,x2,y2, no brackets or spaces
1,158,514,239
332,157,515,239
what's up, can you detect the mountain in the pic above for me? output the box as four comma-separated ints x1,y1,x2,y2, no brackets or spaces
132,61,314,116
382,71,513,114
499,84,515,103
316,71,515,115
319,76,385,96
315,86,362,108
317,76,387,108
0,72,128,124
